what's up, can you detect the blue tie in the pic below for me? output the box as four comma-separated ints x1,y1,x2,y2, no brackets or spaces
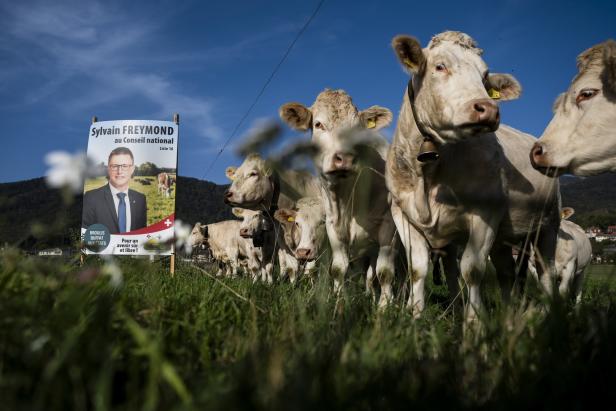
117,193,127,233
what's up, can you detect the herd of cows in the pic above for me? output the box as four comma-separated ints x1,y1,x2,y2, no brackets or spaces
188,31,614,322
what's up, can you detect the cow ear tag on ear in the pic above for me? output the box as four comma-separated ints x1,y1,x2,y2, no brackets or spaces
287,216,295,222
488,88,501,100
366,118,376,129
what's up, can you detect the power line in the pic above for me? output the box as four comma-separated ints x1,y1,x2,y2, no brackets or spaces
201,0,326,180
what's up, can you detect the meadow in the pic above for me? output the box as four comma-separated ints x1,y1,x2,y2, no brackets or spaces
84,176,176,227
0,248,614,410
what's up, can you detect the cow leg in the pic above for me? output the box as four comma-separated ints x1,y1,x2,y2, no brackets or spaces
376,216,397,309
442,244,461,302
533,225,559,298
365,257,377,303
572,269,585,305
460,214,498,323
558,259,576,298
489,243,517,304
391,203,430,316
327,222,349,294
407,226,431,318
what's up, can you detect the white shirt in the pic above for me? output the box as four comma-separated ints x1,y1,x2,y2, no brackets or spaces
109,183,132,231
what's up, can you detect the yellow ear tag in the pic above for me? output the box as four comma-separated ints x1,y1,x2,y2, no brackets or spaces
287,216,295,222
403,58,414,68
488,88,501,100
367,119,376,129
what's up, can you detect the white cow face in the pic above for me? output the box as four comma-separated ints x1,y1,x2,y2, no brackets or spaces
279,89,392,184
532,40,616,176
392,32,521,142
274,198,325,261
188,222,208,250
224,154,275,209
232,208,263,238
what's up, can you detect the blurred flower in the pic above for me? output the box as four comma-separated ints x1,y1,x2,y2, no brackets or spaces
45,151,102,193
236,119,282,157
101,255,123,288
174,219,193,255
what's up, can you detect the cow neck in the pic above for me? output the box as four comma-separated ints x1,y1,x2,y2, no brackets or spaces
402,80,438,226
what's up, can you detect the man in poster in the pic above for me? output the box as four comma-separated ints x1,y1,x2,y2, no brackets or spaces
82,147,147,234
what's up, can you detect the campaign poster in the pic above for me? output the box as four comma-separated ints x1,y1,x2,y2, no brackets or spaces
81,120,178,255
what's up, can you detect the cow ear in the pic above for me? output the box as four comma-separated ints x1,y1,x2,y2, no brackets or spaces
603,39,616,97
561,207,575,220
232,208,244,219
279,103,312,131
225,166,236,181
487,73,522,101
392,35,425,75
360,106,393,130
274,209,296,224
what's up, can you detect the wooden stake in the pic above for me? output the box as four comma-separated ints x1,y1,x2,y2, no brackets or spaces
80,116,98,266
170,113,180,276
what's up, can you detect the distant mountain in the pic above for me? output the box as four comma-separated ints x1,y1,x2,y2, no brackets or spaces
0,176,234,251
1,174,615,251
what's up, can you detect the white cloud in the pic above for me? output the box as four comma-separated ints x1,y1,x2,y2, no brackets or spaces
0,1,223,140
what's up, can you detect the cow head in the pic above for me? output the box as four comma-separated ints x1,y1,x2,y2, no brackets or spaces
232,207,272,247
279,89,392,184
531,40,616,176
274,197,325,261
392,31,521,143
224,154,276,209
188,222,209,252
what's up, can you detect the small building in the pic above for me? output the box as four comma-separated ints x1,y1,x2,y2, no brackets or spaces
38,248,63,256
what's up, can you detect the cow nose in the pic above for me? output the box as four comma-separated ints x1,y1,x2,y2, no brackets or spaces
470,98,500,126
333,152,354,170
296,248,312,260
530,142,546,167
224,190,233,199
240,228,250,237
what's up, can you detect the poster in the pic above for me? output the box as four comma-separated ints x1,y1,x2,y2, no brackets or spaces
81,120,178,255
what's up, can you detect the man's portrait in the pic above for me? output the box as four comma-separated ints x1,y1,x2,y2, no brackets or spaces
82,147,147,233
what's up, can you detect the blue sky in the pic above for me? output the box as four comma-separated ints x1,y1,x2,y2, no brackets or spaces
1,0,615,184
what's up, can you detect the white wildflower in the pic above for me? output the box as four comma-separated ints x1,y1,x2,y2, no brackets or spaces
174,219,193,255
45,151,102,193
101,255,123,288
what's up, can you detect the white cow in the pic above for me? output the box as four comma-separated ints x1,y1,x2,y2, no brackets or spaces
188,220,251,278
157,172,174,198
531,40,616,176
279,89,398,307
274,197,328,281
232,208,280,284
386,31,561,322
528,208,592,303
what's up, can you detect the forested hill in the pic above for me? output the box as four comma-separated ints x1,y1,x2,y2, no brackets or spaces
1,174,615,251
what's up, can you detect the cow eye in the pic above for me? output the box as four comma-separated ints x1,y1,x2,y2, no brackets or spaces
576,88,599,105
435,63,447,72
248,171,258,177
314,121,324,130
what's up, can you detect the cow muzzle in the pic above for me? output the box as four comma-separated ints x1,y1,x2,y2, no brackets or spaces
325,152,355,178
239,228,252,238
296,247,315,261
465,98,500,131
530,142,562,177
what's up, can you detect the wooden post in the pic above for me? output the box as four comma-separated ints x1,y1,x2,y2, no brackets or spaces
81,116,98,266
170,113,180,276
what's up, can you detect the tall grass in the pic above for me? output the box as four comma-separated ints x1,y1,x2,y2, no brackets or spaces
0,249,614,410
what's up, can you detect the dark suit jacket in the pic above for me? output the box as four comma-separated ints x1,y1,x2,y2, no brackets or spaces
82,184,147,234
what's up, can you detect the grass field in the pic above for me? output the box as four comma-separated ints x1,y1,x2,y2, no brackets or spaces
1,248,614,410
84,176,176,227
